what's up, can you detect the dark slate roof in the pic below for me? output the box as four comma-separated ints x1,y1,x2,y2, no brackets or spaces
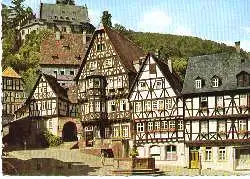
40,33,87,66
182,52,250,95
75,26,145,80
40,3,89,23
128,53,183,99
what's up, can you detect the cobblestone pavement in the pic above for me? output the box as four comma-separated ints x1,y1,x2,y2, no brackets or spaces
3,148,250,176
157,164,250,176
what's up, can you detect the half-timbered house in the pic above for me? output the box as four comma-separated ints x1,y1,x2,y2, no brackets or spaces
182,47,250,170
75,25,145,157
128,53,185,166
15,73,82,146
2,67,26,125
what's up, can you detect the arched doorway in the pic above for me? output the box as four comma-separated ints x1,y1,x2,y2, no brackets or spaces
62,121,77,141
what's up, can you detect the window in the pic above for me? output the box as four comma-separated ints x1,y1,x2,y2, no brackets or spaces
95,102,100,112
162,121,168,129
200,97,208,109
90,102,94,112
218,147,226,161
201,121,208,133
158,100,164,110
148,122,153,131
155,80,162,89
122,126,129,137
178,120,183,130
105,128,110,138
120,100,126,111
145,101,151,111
166,145,177,161
48,119,53,129
42,101,46,110
239,120,247,132
90,61,97,70
110,101,116,112
93,79,100,88
195,79,202,89
137,123,144,132
135,102,142,112
217,96,223,108
150,145,160,160
169,120,175,130
104,59,112,68
97,43,106,51
237,71,249,87
155,121,160,130
60,70,65,75
240,95,247,106
212,77,219,87
149,64,156,74
166,99,172,109
140,82,147,90
152,101,158,111
70,71,74,75
205,147,212,161
113,127,119,137
7,79,12,86
89,79,93,88
218,120,226,133
117,77,122,88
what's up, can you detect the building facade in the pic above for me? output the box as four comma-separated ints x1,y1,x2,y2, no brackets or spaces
75,25,145,157
129,53,185,166
19,0,95,42
15,73,81,146
39,31,90,88
2,67,26,125
182,51,250,171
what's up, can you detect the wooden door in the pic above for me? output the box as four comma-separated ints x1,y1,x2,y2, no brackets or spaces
190,151,199,169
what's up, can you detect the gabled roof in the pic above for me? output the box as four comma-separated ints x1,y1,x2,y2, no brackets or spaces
75,26,145,80
25,73,68,104
2,67,21,78
40,33,87,66
182,52,250,95
128,53,183,99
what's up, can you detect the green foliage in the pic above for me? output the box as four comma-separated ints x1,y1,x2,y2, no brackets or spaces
129,147,138,157
42,130,63,147
113,23,127,33
21,68,39,95
102,11,112,27
171,57,188,81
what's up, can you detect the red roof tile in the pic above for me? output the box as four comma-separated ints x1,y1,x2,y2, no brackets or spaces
40,33,87,66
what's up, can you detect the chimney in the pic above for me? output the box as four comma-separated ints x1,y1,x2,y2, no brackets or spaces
235,41,240,53
168,58,172,73
55,31,61,40
82,30,86,45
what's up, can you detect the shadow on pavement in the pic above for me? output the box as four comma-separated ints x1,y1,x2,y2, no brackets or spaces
3,157,100,176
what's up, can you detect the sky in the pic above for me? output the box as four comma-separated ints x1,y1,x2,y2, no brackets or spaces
2,0,250,52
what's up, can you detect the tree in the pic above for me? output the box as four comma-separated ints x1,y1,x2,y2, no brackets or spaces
113,23,127,33
101,11,112,27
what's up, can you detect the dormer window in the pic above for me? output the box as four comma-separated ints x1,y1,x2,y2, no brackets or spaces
211,76,220,88
195,77,204,89
97,43,106,51
195,79,202,89
237,71,249,87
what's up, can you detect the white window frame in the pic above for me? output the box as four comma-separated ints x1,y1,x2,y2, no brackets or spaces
84,104,89,114
104,58,112,68
122,125,129,137
218,147,226,161
178,120,183,130
205,147,212,161
162,121,168,129
140,82,147,90
117,76,123,88
110,101,116,112
48,119,53,129
158,100,164,110
239,120,247,131
105,128,110,138
137,123,144,132
90,102,94,112
155,121,160,130
113,127,119,137
217,96,223,108
95,102,100,112
148,122,154,131
212,77,219,87
145,101,151,111
195,79,202,89
155,80,162,89
135,102,142,112
166,99,172,109
152,101,158,111
120,100,126,111
166,145,177,161
169,120,175,129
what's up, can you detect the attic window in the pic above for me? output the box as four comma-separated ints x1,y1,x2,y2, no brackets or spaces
97,43,106,51
211,76,221,88
63,45,70,50
195,77,205,89
237,71,250,87
149,64,156,74
52,55,59,59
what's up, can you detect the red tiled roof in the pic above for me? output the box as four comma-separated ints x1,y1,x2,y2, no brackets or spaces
40,33,87,66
